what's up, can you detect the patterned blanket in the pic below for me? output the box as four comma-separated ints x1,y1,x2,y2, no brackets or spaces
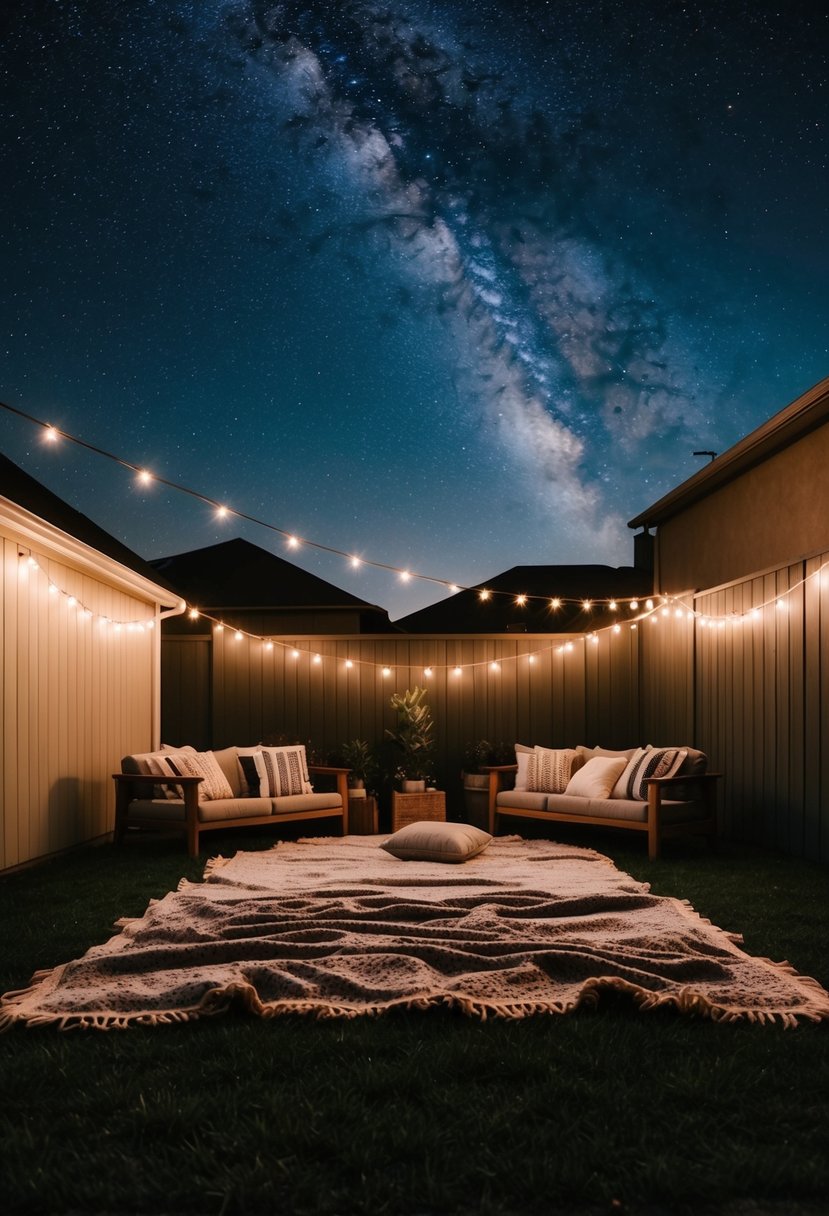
2,836,828,1029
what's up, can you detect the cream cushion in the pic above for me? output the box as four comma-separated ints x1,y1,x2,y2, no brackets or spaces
565,756,627,799
381,821,492,863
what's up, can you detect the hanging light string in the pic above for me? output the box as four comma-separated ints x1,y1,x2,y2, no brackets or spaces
16,550,157,630
5,401,827,631
2,398,641,609
16,539,828,671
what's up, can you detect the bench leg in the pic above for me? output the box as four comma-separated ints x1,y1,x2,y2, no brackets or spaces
647,786,661,860
184,787,200,857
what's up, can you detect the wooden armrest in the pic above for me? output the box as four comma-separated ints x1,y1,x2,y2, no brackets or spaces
308,765,351,776
644,772,721,787
112,773,203,786
481,764,519,773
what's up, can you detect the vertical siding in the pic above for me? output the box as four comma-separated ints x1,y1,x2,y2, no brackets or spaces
1,531,158,872
164,628,642,813
639,601,695,747
694,553,828,862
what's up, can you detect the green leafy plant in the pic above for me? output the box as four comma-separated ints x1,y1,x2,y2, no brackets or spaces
385,685,435,783
462,740,513,772
339,738,378,789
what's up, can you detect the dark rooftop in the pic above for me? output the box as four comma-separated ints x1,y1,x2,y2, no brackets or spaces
0,451,178,598
395,564,654,633
150,537,399,630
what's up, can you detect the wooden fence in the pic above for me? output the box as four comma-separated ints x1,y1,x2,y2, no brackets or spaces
161,553,829,860
162,627,642,819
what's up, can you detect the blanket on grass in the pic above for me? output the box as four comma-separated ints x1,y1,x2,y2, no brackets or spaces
2,835,828,1030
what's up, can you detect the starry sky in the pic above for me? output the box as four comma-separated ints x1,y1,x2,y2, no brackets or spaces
2,0,827,620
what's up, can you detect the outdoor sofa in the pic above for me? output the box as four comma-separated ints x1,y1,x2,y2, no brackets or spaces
114,743,349,856
487,743,719,859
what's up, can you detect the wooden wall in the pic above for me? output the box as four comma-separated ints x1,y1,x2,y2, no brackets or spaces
161,626,642,816
1,532,158,871
693,554,829,861
161,564,829,861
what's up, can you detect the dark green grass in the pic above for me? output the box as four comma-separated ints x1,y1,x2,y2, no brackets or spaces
1,827,828,1216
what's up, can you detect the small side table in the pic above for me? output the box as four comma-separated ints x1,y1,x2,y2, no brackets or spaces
348,794,379,835
391,790,446,832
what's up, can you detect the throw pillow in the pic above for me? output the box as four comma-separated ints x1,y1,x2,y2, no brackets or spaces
142,754,184,800
626,747,688,801
237,753,263,797
609,747,652,798
165,750,234,801
514,743,534,791
528,746,578,793
564,756,628,799
381,821,492,863
253,745,313,797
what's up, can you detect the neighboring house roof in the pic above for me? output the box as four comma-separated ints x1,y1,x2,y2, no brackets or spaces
150,537,399,630
0,451,180,601
628,374,829,530
396,564,653,633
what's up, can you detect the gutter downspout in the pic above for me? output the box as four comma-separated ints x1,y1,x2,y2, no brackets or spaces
152,599,188,748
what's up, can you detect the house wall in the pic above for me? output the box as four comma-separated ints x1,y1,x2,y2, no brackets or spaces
161,626,644,817
0,530,159,872
654,420,829,592
692,552,828,861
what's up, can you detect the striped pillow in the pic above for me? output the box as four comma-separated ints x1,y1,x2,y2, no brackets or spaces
610,747,651,798
253,745,313,797
143,754,183,800
627,747,688,801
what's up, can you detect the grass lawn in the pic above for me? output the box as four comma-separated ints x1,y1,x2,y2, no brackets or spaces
1,825,828,1216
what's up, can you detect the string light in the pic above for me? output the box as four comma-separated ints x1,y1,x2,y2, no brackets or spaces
6,403,827,644
4,398,656,610
16,548,159,629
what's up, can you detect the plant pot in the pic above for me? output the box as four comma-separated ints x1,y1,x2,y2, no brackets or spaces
402,779,426,793
348,786,367,799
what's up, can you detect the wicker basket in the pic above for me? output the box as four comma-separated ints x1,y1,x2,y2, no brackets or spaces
391,790,446,831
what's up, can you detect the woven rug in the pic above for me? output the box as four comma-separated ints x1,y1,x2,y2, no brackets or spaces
2,836,828,1030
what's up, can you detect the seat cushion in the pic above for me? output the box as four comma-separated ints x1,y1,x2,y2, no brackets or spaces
128,797,273,823
271,792,343,815
496,790,550,812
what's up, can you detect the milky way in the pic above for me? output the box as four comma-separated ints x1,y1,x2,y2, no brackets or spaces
1,0,826,616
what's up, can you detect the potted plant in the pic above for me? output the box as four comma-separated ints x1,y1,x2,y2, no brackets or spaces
339,738,378,798
385,686,435,792
461,740,511,827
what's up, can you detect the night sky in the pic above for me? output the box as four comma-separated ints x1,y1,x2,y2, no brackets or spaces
2,0,827,619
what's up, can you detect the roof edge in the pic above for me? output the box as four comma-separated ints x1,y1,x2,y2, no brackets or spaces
628,374,829,530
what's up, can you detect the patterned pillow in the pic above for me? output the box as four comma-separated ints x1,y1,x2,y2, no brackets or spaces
528,746,578,793
142,754,183,800
609,747,651,798
626,748,688,801
165,750,235,802
253,745,313,797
